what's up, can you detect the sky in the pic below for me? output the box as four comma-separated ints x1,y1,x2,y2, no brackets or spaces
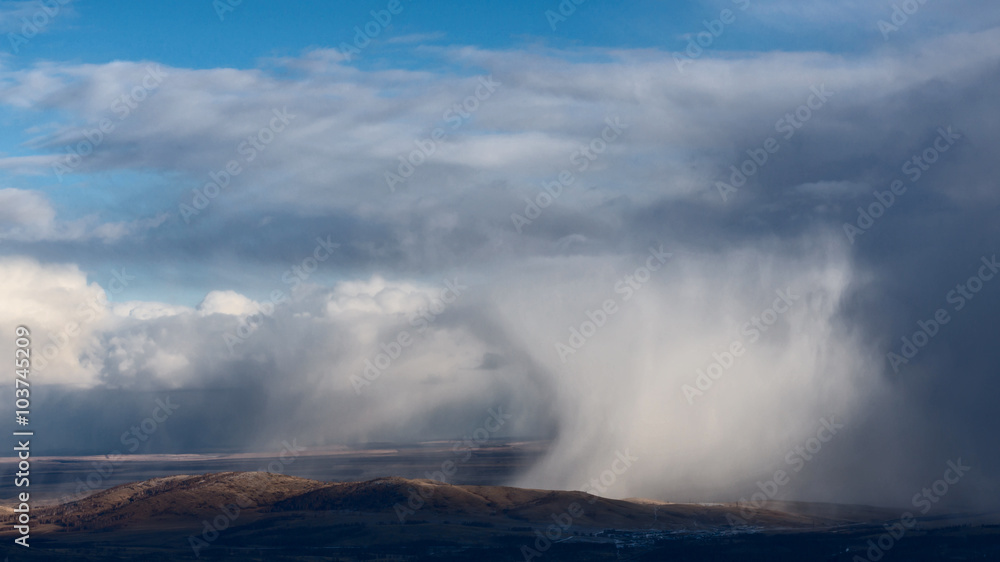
1,0,999,510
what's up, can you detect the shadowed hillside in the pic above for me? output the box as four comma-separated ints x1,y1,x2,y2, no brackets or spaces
0,472,997,561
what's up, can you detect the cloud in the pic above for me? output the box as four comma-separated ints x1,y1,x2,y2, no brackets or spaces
0,256,107,386
0,0,74,34
0,24,998,510
0,186,54,226
0,188,167,242
197,290,262,317
111,300,191,320
700,0,1000,41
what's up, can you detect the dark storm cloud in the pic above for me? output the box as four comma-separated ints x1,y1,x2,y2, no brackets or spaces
0,22,998,510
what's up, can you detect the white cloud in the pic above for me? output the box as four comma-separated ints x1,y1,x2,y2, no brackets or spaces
0,28,995,228
0,187,55,226
325,276,436,317
197,290,261,317
111,300,191,320
0,188,168,242
0,21,997,507
0,256,107,386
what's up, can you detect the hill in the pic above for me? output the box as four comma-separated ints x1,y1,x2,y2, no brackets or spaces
0,472,996,561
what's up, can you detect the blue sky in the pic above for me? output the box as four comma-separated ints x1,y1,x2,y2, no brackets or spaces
2,0,933,71
0,0,963,252
1,0,996,304
6,0,705,68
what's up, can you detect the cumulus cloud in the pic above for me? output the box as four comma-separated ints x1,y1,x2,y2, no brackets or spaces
111,300,190,320
197,290,262,317
0,257,107,386
1,20,998,511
